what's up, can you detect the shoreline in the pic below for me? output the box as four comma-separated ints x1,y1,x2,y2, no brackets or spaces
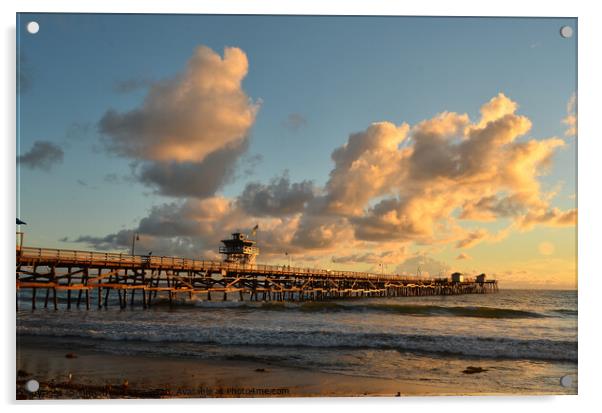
16,335,458,398
16,335,570,399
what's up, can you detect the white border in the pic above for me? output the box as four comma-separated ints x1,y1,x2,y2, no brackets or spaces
2,1,601,412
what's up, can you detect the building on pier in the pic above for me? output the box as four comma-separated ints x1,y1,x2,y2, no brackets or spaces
219,232,259,264
451,272,464,283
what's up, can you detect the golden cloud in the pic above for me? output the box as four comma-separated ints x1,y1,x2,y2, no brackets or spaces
99,45,260,198
81,93,576,268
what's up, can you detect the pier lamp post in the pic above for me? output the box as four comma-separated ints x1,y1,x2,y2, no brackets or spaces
131,232,139,256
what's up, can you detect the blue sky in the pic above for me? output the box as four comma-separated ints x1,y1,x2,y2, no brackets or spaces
16,14,577,287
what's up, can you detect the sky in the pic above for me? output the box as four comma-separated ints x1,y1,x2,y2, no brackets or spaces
16,14,577,289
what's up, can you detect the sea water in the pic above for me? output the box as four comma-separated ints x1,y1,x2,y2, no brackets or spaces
16,289,577,395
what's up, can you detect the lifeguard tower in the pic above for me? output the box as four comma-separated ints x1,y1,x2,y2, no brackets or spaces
219,232,259,264
451,272,464,283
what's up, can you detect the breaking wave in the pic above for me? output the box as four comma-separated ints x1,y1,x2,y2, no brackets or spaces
17,324,576,363
188,301,548,319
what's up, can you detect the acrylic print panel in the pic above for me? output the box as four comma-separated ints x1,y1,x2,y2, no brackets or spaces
16,13,577,399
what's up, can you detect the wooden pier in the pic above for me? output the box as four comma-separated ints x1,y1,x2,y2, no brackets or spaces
16,246,498,310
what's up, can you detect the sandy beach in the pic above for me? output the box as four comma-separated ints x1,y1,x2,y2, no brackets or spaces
17,335,465,399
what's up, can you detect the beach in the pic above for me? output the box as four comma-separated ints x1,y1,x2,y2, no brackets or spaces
17,335,461,398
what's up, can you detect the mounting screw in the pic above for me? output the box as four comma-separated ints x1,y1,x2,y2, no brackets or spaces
26,21,40,34
25,379,39,393
560,26,573,39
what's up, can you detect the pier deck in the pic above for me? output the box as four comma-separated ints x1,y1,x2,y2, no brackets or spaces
16,246,498,310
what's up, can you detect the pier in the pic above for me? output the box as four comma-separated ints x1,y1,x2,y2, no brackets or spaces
16,245,498,310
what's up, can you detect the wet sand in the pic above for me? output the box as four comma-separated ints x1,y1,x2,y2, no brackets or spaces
16,335,462,399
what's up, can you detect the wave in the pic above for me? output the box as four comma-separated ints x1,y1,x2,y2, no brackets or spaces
552,308,578,316
17,325,577,363
17,292,559,320
186,301,548,319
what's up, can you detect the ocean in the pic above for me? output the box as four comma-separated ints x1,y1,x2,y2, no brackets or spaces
16,289,577,395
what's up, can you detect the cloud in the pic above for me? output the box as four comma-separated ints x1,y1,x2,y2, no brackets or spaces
408,111,471,181
519,207,577,229
77,93,575,269
72,229,134,252
460,195,527,221
99,45,260,198
100,45,258,163
456,252,471,260
283,113,308,132
349,93,573,246
137,202,207,238
135,140,248,198
562,93,577,137
351,196,450,242
238,172,316,217
72,197,234,257
18,141,64,171
72,196,302,259
456,229,489,249
324,122,410,216
477,92,519,127
291,215,353,250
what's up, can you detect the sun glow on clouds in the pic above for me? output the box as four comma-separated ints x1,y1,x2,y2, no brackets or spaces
99,45,260,198
74,45,575,287
101,46,258,163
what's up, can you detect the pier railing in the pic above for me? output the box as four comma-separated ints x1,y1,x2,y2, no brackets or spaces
17,246,439,282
